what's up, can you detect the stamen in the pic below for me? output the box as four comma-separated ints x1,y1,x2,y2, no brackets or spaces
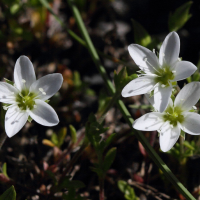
144,57,162,75
193,106,197,110
39,88,44,92
172,70,176,74
3,106,8,110
178,58,181,61
153,49,155,53
161,84,165,88
22,79,26,83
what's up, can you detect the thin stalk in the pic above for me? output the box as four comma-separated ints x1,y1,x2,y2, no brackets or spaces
67,1,195,199
39,0,135,68
0,132,7,150
99,178,104,200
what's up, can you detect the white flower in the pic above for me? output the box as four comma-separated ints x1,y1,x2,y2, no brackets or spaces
133,82,200,152
122,32,197,112
0,56,63,138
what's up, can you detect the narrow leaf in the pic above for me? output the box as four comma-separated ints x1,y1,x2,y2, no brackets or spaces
2,163,8,178
0,186,16,200
102,147,117,173
168,1,193,32
69,125,77,144
132,19,151,47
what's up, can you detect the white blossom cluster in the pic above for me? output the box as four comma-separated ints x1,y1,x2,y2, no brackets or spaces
0,56,63,138
122,32,200,152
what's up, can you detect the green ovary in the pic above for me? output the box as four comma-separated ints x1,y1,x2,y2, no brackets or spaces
154,66,175,86
16,89,37,111
163,106,184,127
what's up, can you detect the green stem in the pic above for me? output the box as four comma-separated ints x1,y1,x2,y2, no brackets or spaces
39,0,135,68
0,132,7,150
67,1,195,199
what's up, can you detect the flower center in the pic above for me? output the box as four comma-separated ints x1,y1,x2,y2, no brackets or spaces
163,106,184,127
16,89,37,111
154,66,175,87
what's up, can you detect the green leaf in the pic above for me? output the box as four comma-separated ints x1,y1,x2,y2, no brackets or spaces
0,186,16,200
27,116,33,123
85,113,108,149
51,133,59,146
69,125,77,144
73,71,82,89
90,166,104,177
102,147,116,173
97,91,112,115
4,78,14,86
58,176,85,190
132,19,151,47
51,128,67,148
104,133,116,149
118,180,137,200
2,163,8,178
114,67,128,90
10,3,20,14
57,127,67,147
168,1,193,32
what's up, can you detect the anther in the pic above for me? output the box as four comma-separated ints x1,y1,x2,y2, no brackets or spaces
39,88,44,92
162,53,165,56
178,58,181,61
22,79,26,83
3,106,8,110
42,92,46,95
161,84,165,88
34,105,37,108
193,106,197,110
170,125,173,128
153,49,155,53
144,58,147,62
172,70,176,73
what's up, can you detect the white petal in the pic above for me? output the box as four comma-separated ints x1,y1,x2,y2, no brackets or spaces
0,82,18,104
174,82,200,111
29,73,63,101
154,85,172,112
29,99,59,126
122,76,155,97
181,112,200,135
173,61,197,81
5,106,28,138
159,124,180,152
159,32,180,66
133,112,164,131
14,56,36,91
128,44,160,73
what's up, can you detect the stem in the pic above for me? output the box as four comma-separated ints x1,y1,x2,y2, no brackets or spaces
0,132,7,150
39,0,135,68
99,178,104,200
67,1,195,199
